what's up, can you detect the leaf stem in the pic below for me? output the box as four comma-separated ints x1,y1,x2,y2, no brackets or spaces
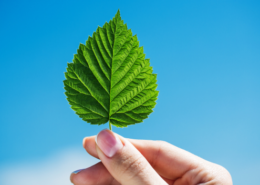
109,121,112,131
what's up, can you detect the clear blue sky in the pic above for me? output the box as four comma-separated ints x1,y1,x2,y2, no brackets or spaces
0,0,259,184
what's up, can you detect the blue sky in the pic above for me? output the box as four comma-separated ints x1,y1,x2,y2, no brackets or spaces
0,0,259,184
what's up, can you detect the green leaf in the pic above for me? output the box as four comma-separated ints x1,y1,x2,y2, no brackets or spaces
64,10,159,128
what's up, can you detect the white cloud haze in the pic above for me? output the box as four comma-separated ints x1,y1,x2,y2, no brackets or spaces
0,148,99,185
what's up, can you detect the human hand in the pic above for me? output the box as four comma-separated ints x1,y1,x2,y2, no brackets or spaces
70,129,232,185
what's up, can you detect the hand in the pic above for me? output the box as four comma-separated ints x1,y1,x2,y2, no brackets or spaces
70,129,232,185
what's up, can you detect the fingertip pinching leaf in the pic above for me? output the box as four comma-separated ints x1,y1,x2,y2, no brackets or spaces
64,10,159,129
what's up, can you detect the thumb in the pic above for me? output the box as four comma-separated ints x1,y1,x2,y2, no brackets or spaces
95,129,167,185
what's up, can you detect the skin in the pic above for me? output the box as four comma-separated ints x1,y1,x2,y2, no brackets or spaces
70,134,232,185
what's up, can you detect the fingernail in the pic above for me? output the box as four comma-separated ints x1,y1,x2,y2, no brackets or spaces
96,129,123,157
72,169,84,174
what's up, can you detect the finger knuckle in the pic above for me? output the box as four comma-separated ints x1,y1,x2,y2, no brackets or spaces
218,164,232,179
120,154,149,181
156,140,170,146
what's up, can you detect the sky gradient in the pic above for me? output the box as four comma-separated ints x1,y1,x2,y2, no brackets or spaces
0,0,259,184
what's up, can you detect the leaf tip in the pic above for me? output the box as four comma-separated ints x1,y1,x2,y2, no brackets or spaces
115,9,121,21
